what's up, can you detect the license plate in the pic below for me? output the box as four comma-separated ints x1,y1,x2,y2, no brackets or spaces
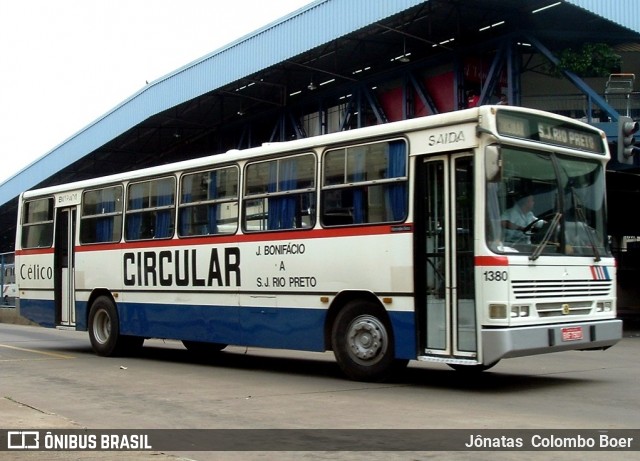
561,326,583,341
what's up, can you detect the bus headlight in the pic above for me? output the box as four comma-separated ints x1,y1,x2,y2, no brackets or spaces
511,305,530,318
596,301,612,312
489,304,507,319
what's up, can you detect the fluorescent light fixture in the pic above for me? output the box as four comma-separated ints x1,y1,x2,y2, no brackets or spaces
352,66,371,74
479,20,505,32
391,53,411,63
432,37,455,48
532,2,561,14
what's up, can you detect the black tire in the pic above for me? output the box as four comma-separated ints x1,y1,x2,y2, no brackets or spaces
182,340,227,356
331,300,404,381
88,296,143,356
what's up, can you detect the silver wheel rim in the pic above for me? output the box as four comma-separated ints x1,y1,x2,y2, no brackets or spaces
346,314,388,366
93,309,111,345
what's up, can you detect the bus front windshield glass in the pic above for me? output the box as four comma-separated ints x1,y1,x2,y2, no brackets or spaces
486,147,609,258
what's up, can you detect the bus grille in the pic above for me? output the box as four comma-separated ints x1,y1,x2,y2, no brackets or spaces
511,279,612,300
535,301,593,317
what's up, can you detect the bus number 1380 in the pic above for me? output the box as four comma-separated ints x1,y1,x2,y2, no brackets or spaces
483,270,508,282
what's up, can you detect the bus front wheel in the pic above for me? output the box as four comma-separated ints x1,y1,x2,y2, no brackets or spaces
88,296,142,356
331,300,402,381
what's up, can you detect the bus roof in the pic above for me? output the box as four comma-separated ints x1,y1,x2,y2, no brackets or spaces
20,106,605,199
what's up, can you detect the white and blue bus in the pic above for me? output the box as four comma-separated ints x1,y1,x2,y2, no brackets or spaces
15,106,622,381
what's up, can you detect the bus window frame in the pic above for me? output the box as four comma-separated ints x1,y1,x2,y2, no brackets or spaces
177,165,240,238
79,185,124,245
242,152,317,233
124,176,177,241
320,138,409,227
21,196,55,249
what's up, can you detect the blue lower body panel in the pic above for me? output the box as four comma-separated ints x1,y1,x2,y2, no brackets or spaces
117,302,327,351
389,311,417,360
20,298,417,359
18,299,56,328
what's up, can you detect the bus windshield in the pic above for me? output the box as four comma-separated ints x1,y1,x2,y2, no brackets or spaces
486,146,609,259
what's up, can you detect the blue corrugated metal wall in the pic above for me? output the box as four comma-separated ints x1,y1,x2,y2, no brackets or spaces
567,0,640,34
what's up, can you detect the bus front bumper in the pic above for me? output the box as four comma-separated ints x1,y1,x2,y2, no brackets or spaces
482,319,623,366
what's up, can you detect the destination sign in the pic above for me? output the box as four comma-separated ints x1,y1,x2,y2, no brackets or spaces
496,110,606,154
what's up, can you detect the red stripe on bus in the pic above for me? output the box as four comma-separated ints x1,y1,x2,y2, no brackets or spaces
15,224,414,255
475,256,509,266
15,248,53,256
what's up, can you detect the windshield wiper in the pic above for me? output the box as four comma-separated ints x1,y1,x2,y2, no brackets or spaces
530,212,562,261
571,188,601,262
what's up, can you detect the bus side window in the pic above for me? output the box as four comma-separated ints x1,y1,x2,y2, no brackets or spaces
21,197,54,249
80,186,123,244
125,177,176,241
243,153,316,232
321,139,407,226
178,166,239,237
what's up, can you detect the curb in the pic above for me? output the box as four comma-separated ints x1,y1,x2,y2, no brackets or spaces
0,307,36,326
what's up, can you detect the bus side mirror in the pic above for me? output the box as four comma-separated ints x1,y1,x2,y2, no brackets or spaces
485,145,502,181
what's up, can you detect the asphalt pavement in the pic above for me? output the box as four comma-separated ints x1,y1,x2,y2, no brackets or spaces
2,308,639,461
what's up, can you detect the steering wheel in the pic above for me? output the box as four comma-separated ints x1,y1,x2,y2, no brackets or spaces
522,217,544,233
522,210,557,233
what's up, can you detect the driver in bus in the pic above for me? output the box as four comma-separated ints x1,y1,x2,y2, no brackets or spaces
501,193,544,244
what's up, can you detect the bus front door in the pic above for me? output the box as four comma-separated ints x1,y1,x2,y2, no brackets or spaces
415,154,477,361
54,207,76,326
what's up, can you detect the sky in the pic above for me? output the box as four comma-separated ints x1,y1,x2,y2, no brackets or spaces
0,0,314,184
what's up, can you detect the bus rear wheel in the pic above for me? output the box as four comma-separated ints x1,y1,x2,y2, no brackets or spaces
88,296,143,356
331,300,403,381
